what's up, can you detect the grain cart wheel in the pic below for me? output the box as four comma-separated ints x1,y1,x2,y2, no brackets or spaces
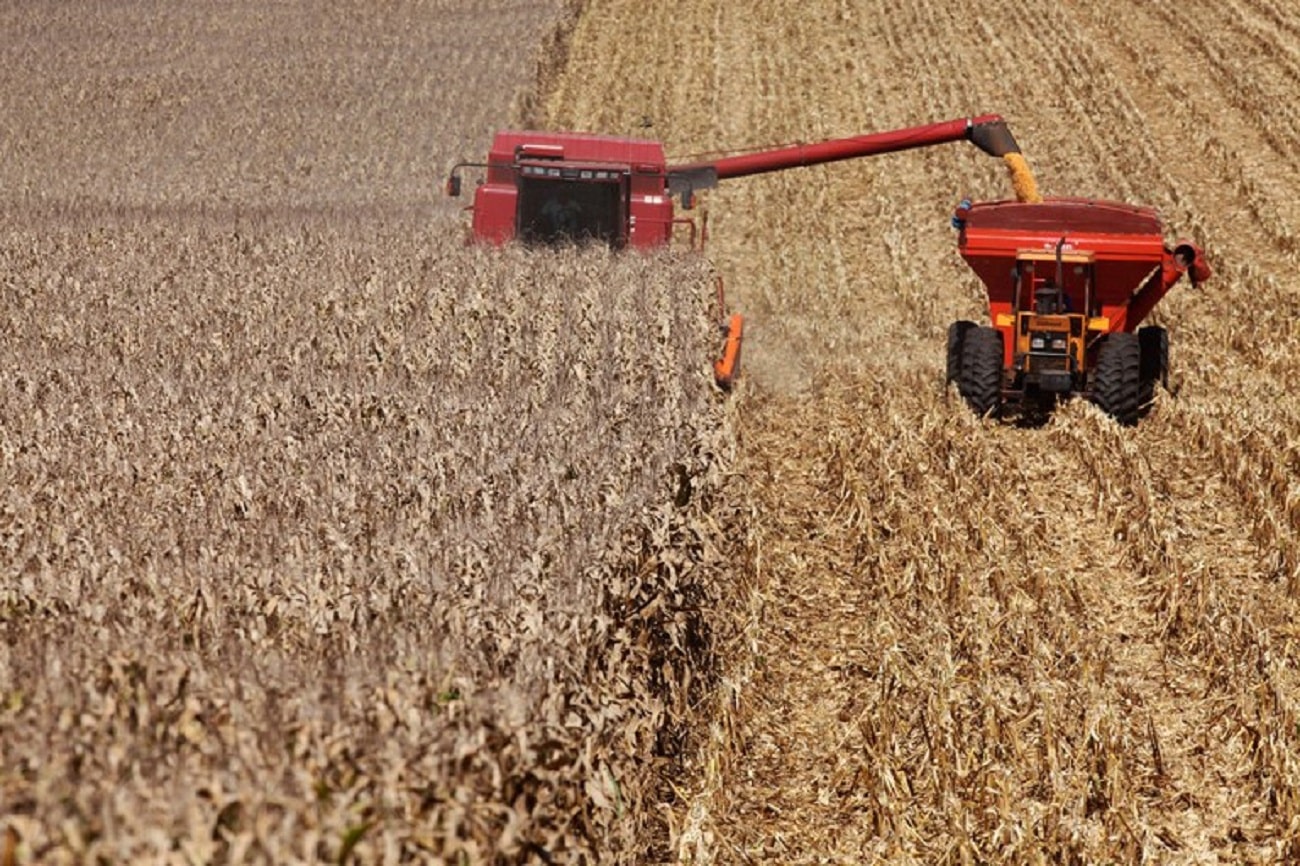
957,326,1003,417
1138,325,1169,407
946,320,976,384
1092,332,1142,426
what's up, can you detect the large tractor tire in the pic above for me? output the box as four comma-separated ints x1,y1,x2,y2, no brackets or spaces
1092,332,1142,426
1138,325,1169,408
946,320,976,384
957,326,1003,417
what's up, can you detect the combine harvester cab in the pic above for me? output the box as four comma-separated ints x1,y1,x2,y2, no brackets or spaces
448,116,1032,390
948,197,1211,426
446,131,678,249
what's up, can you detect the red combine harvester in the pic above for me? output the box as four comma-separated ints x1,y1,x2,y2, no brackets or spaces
446,115,1028,387
949,198,1211,425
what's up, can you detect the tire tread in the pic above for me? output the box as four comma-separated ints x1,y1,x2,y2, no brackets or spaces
958,326,1003,417
1093,332,1142,426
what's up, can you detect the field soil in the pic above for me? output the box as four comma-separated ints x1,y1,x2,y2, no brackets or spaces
543,0,1300,862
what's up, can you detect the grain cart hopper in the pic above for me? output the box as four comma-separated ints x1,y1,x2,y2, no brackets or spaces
948,198,1211,425
446,115,1035,387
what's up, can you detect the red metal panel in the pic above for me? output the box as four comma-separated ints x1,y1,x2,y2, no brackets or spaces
488,131,666,171
471,183,518,245
958,197,1172,332
627,191,673,248
964,197,1162,234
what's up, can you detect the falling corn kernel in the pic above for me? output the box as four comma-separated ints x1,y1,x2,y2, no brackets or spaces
1003,152,1043,204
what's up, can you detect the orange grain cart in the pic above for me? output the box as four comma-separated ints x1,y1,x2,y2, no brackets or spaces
949,197,1211,425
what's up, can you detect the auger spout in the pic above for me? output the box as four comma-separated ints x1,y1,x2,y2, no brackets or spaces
666,114,1042,203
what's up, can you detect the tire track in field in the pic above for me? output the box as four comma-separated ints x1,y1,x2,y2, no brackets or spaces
1053,406,1288,855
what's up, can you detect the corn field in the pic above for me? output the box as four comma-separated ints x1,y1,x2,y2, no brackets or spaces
1,3,738,863
4,0,1300,864
1,221,736,863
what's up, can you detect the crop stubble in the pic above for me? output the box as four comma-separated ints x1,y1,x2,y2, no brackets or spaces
547,0,1300,862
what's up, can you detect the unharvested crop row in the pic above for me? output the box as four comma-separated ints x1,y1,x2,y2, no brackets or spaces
0,0,570,214
0,221,739,863
0,2,759,862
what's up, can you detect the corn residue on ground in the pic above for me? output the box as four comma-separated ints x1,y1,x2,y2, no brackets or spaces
547,0,1300,862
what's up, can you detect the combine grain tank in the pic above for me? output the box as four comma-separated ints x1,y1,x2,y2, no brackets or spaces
948,197,1211,425
447,116,1033,388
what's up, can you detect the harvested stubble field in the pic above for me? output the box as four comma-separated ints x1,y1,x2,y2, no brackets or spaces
544,0,1300,862
1,2,739,864
4,0,1300,865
